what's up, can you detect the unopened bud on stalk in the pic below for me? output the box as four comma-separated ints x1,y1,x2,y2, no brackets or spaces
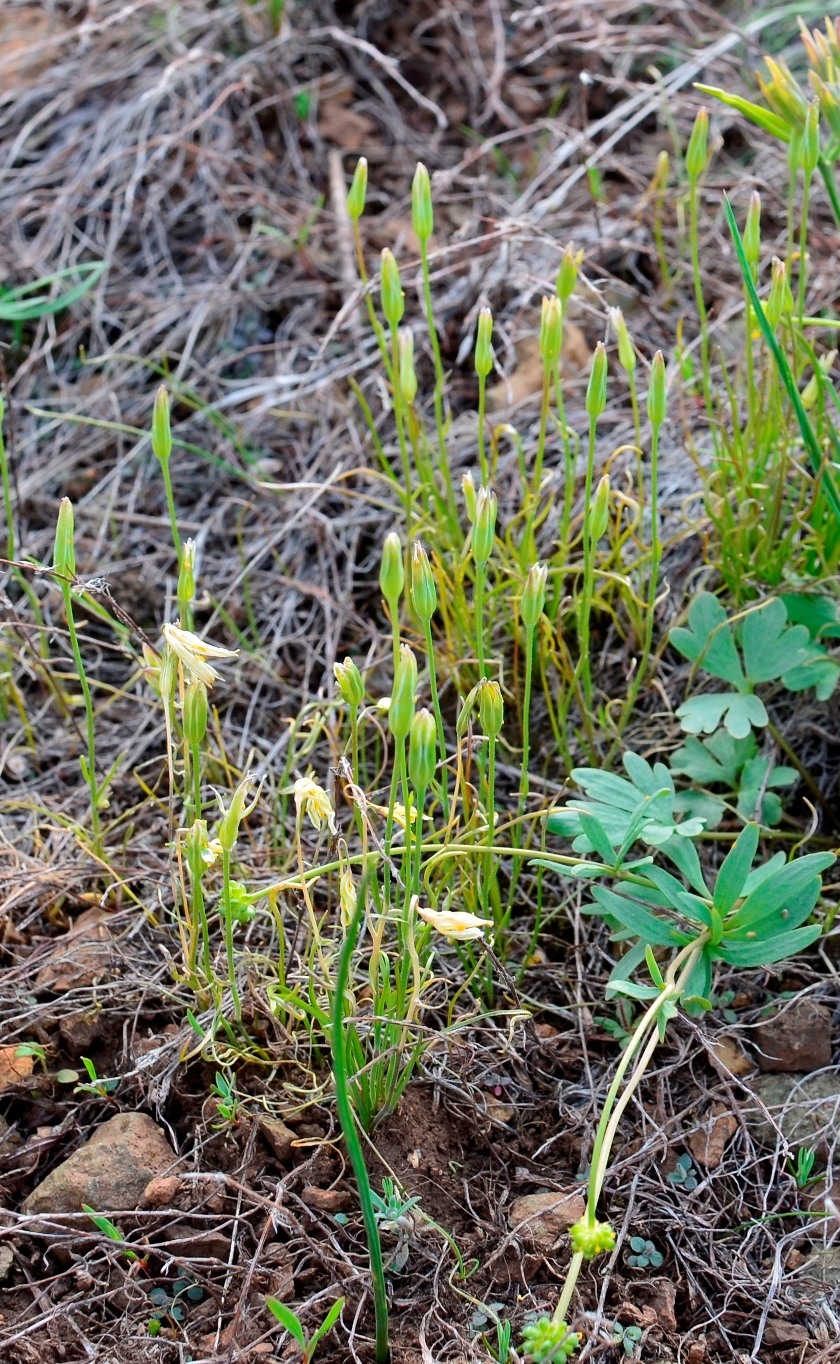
53,497,76,577
654,148,670,190
159,647,178,703
589,474,611,542
521,563,547,632
585,342,608,421
556,242,583,304
474,306,494,378
397,327,418,403
151,385,172,465
686,107,709,179
380,249,405,328
411,162,434,243
177,537,196,607
389,644,418,742
334,657,365,709
346,157,368,221
471,487,497,566
539,295,563,367
339,865,357,929
801,350,837,409
766,256,794,326
743,191,762,275
380,531,404,613
409,708,436,793
183,679,208,746
478,679,504,738
647,350,668,428
462,471,477,523
609,307,636,374
759,56,809,129
801,99,821,175
185,818,212,881
410,542,437,624
217,774,260,854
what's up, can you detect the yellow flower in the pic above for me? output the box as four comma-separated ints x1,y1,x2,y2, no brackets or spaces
162,622,238,688
416,904,492,941
369,802,427,829
293,776,337,835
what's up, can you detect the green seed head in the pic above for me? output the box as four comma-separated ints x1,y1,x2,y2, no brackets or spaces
521,562,547,631
647,350,667,428
589,474,611,542
609,307,636,374
556,242,583,304
380,248,405,329
380,531,405,611
475,306,494,378
585,341,608,421
389,643,417,742
743,191,762,273
521,1316,581,1364
569,1216,617,1260
398,327,418,404
334,657,365,709
177,537,196,607
151,385,172,466
471,487,497,566
462,471,477,523
409,707,436,793
411,162,434,243
539,295,563,367
54,497,76,578
183,679,209,747
478,679,504,738
686,107,709,179
346,156,368,221
410,541,437,624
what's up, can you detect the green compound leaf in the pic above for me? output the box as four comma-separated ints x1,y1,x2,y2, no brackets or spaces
676,692,767,739
670,593,746,686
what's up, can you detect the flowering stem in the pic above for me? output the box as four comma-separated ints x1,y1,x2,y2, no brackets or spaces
422,617,448,805
59,578,101,851
474,562,487,679
418,238,457,523
220,849,242,1021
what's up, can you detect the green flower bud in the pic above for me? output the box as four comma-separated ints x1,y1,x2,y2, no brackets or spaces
217,774,260,854
475,306,494,378
801,100,820,176
609,307,636,374
410,541,437,624
334,657,365,709
183,679,208,747
521,1316,581,1363
380,248,404,329
647,350,667,428
478,679,503,737
456,682,479,739
654,148,670,190
411,162,434,243
569,1215,617,1260
346,156,368,221
408,707,436,793
226,879,255,925
589,474,611,542
398,327,418,404
159,646,178,703
151,385,172,466
521,562,547,631
539,295,563,367
685,107,709,180
388,644,417,742
380,531,405,613
743,191,761,276
53,497,76,577
766,256,794,327
177,537,196,608
471,487,497,567
462,471,477,523
184,818,211,882
556,242,583,304
585,342,608,421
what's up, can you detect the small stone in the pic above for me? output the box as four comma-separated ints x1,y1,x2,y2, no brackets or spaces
142,1175,183,1208
0,1245,13,1282
763,1319,808,1347
301,1186,351,1212
744,1071,840,1150
687,1103,738,1170
0,1047,34,1092
486,1102,515,1124
508,1191,586,1252
646,1277,677,1333
259,1117,296,1161
708,1035,753,1077
59,1011,102,1053
21,1112,175,1215
685,1342,706,1364
754,998,832,1074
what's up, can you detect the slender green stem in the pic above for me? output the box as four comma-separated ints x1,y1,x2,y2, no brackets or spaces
0,410,14,562
422,618,448,805
796,173,811,327
575,419,598,710
60,581,101,850
688,175,713,418
474,562,487,678
331,877,390,1364
477,371,488,486
390,330,414,540
517,626,536,824
189,737,202,823
818,155,840,230
419,239,457,523
221,849,242,1021
619,420,662,730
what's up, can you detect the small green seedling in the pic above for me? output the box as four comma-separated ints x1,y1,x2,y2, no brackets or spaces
265,1296,345,1363
210,1071,241,1127
613,1322,643,1358
83,1206,139,1262
74,1056,119,1098
667,1153,699,1193
371,1178,422,1273
789,1146,818,1189
627,1236,663,1270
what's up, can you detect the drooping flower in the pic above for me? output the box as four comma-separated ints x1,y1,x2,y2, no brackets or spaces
293,776,337,835
162,622,238,688
416,905,492,941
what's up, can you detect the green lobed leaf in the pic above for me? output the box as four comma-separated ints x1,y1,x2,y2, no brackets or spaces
740,600,811,684
676,692,768,739
670,593,745,686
